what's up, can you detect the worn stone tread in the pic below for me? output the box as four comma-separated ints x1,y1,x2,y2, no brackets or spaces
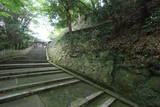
0,76,74,93
0,95,45,107
0,69,59,76
0,63,53,70
0,71,64,80
0,63,50,66
99,97,116,107
5,60,48,63
70,91,104,107
0,80,80,104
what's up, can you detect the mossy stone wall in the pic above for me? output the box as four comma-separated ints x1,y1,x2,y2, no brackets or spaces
47,30,160,107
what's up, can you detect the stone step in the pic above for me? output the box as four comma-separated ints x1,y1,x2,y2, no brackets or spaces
3,60,48,64
0,79,80,104
70,91,104,107
0,76,74,94
0,69,59,76
84,92,115,107
99,97,116,107
0,56,27,64
0,70,64,80
0,63,50,66
0,63,53,70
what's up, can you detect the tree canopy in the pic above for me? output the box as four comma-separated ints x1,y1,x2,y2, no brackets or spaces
1,0,159,49
0,0,37,50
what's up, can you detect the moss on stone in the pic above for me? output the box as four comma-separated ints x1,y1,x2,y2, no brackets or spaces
47,24,160,106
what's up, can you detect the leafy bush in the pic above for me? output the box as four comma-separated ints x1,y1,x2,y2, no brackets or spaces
143,10,160,32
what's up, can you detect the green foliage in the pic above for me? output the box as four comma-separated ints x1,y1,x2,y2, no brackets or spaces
0,12,11,17
90,5,111,22
41,0,91,31
151,10,160,21
0,0,37,50
0,0,24,14
143,10,160,32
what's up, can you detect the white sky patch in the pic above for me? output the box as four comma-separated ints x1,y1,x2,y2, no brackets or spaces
0,21,5,26
29,16,53,41
101,0,105,7
29,0,53,41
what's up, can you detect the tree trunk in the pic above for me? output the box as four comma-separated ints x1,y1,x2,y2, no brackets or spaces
66,9,72,33
90,0,96,10
60,0,72,33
